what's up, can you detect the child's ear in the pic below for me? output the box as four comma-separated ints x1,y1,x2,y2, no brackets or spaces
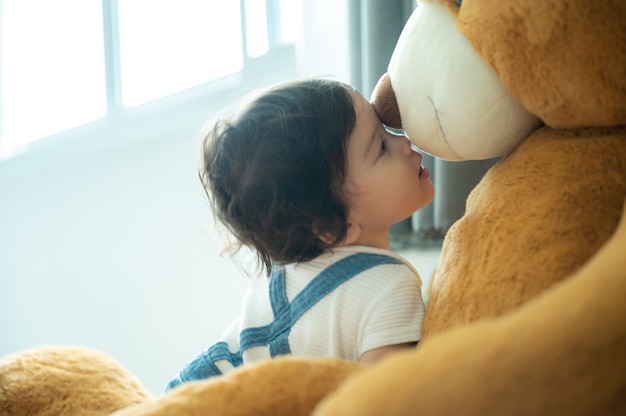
313,225,337,246
315,223,361,246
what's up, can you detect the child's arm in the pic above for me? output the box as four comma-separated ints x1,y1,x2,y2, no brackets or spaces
359,341,417,364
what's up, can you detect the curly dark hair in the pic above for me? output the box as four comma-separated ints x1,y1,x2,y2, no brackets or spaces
199,78,357,276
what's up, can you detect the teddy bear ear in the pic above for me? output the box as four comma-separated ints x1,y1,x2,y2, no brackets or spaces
371,73,402,130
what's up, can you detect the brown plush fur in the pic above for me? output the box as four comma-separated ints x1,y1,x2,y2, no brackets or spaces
1,0,625,414
419,0,626,336
450,0,626,129
0,345,151,416
113,357,363,416
424,126,626,336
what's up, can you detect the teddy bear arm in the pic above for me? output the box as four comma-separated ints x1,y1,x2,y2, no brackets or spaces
113,357,365,416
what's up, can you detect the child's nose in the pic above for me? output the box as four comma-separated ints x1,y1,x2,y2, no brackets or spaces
393,135,412,158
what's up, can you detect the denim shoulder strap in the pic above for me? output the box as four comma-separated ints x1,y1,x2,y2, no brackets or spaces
241,252,403,356
166,252,402,390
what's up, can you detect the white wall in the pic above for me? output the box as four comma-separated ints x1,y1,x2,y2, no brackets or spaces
0,123,251,394
0,0,356,395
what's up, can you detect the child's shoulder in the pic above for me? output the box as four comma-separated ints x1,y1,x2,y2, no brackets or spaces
330,245,417,272
305,245,421,282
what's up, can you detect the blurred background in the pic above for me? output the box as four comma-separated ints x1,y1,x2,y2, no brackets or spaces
0,0,460,394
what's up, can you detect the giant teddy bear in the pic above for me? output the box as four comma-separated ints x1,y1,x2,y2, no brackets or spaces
1,0,625,415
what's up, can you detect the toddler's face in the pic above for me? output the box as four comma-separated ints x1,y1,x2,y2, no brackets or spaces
342,90,434,248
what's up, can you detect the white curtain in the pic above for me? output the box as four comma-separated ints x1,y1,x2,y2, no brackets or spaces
349,0,498,248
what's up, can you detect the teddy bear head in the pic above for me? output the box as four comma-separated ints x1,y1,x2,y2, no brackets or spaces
372,0,626,161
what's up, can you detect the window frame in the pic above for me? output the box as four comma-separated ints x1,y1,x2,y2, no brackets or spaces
0,0,298,167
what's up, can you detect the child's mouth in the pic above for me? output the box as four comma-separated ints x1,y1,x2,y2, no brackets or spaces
419,165,430,180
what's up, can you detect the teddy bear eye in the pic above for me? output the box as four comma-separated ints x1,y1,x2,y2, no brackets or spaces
455,0,462,6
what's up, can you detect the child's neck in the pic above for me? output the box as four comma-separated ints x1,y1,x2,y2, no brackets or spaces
347,233,391,251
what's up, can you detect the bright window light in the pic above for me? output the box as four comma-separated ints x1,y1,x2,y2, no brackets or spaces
245,0,269,58
1,0,106,150
275,0,302,45
0,0,294,153
117,0,244,107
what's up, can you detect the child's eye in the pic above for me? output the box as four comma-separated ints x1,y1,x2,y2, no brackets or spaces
379,138,387,156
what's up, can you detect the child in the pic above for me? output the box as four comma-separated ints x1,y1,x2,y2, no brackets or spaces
167,78,434,390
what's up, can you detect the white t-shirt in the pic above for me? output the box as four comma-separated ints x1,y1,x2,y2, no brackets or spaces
167,245,425,389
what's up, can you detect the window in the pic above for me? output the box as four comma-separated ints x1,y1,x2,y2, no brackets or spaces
0,0,299,156
1,0,107,150
117,0,244,107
